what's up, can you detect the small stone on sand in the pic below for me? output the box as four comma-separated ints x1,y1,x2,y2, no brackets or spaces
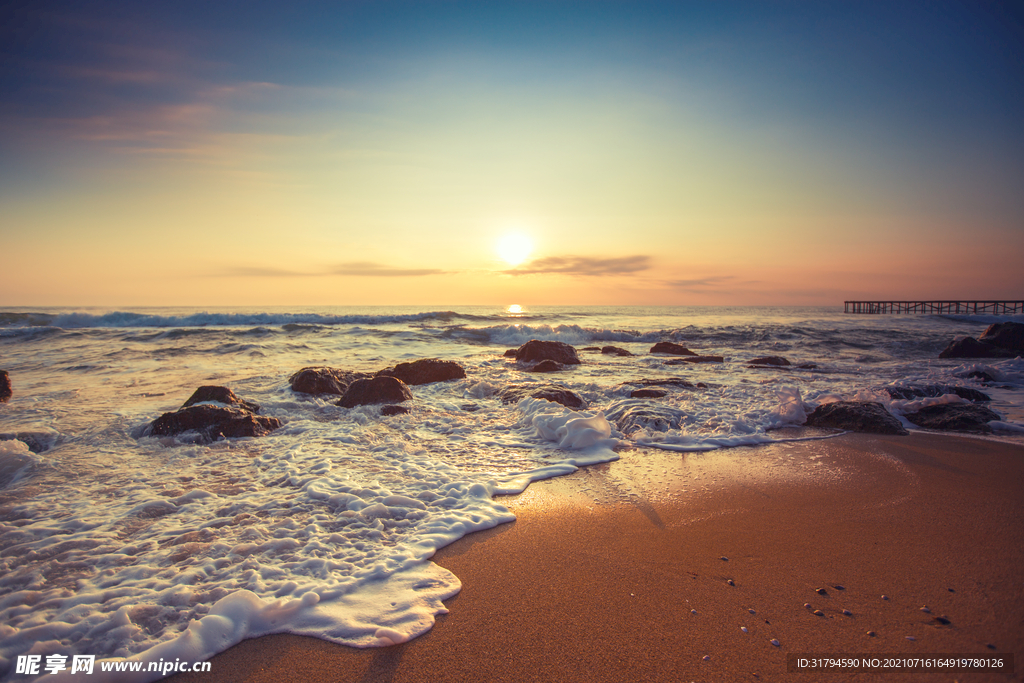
815,587,828,595
770,639,780,647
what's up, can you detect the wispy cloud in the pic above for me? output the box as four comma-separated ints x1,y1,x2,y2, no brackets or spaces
506,255,650,276
329,262,446,277
223,262,445,278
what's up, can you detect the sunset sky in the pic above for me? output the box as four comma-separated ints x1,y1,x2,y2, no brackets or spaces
2,1,1022,306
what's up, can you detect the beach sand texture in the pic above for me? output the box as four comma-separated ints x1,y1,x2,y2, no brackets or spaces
167,432,1024,683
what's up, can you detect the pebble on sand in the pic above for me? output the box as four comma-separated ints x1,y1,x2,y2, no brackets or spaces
770,639,780,647
741,627,748,633
813,610,824,617
866,631,876,637
881,595,889,600
748,608,756,614
906,636,916,641
803,603,812,609
920,606,931,613
815,587,828,595
727,579,735,586
842,609,853,616
702,655,711,661
691,609,698,615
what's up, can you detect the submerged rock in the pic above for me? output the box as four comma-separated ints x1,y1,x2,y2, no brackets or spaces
503,349,517,358
338,376,413,408
150,405,281,441
883,385,991,402
182,385,261,413
605,400,685,434
514,340,581,365
748,356,790,366
804,401,908,435
289,367,370,395
499,384,587,410
601,346,633,357
0,370,10,402
664,355,724,364
377,358,466,385
629,389,667,398
649,341,696,356
0,431,56,454
904,404,1001,433
530,360,563,373
381,404,410,416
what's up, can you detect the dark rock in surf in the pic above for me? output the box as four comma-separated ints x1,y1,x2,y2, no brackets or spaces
530,360,563,373
978,322,1024,354
0,431,55,453
748,356,790,366
650,341,696,356
605,401,684,434
938,337,1013,359
957,369,997,383
499,384,586,410
883,385,991,402
150,405,282,441
804,401,908,435
664,355,724,364
181,386,261,413
515,340,581,365
381,405,410,416
0,370,10,403
630,389,667,399
582,346,601,352
503,349,518,358
904,404,1000,433
338,376,413,408
601,346,633,357
377,358,466,385
624,378,695,389
290,367,370,395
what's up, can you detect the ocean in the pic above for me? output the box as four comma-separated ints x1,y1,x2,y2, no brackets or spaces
1,305,1022,680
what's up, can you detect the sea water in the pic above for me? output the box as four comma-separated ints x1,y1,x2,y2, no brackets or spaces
1,305,1022,681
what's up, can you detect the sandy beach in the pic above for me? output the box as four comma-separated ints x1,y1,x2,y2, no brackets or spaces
166,431,1023,683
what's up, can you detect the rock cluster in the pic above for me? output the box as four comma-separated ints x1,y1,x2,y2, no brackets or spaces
939,322,1024,358
0,370,10,403
149,387,282,442
289,367,369,395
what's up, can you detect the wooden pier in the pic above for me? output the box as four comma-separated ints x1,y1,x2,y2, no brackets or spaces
844,300,1024,314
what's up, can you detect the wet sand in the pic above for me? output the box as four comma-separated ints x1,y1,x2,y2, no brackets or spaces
167,432,1024,682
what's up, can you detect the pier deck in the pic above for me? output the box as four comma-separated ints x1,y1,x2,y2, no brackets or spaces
844,300,1024,314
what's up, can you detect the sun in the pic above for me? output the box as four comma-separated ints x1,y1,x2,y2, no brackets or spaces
496,233,533,266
